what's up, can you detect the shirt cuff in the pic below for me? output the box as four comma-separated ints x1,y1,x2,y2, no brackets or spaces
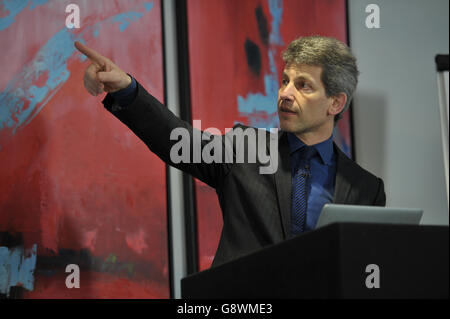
110,76,137,107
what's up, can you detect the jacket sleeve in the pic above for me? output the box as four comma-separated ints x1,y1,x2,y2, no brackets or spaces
102,80,233,189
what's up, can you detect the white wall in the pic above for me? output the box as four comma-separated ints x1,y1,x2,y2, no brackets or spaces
348,0,449,225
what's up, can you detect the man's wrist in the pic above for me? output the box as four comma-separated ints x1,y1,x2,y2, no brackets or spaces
110,75,137,107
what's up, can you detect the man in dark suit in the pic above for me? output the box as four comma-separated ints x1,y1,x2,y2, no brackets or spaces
74,36,385,267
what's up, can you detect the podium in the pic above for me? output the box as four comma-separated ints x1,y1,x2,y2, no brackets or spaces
181,223,448,298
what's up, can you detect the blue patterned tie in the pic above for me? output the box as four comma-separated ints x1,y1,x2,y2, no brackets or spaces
291,146,317,236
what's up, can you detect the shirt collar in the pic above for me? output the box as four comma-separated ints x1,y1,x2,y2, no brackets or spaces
287,132,334,166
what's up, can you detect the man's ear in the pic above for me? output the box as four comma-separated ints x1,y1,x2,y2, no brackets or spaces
327,92,347,116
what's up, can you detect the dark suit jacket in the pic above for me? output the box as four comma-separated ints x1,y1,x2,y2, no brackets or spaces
103,81,386,267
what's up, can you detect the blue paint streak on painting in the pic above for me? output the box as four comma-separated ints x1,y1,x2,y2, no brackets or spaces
237,0,283,130
144,2,154,11
29,0,48,10
268,0,283,46
0,28,78,133
114,12,145,32
0,2,154,138
0,244,37,297
113,2,153,32
0,0,49,31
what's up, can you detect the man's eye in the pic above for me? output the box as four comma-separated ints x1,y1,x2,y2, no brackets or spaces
298,82,311,90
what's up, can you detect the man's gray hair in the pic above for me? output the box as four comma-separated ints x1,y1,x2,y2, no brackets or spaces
282,36,359,123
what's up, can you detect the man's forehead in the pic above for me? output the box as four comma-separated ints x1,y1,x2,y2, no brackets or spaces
282,64,322,79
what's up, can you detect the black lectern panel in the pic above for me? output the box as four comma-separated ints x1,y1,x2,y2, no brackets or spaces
181,223,448,298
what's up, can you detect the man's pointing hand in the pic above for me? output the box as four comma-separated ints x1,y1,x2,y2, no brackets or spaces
74,41,132,96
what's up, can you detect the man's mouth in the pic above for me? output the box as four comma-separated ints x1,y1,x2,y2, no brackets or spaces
279,105,298,115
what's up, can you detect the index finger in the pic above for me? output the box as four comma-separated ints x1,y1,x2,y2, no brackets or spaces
74,41,106,65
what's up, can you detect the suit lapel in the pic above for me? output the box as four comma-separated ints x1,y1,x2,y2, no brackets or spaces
273,132,291,239
333,143,353,204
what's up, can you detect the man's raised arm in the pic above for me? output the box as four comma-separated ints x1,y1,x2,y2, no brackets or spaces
74,42,233,189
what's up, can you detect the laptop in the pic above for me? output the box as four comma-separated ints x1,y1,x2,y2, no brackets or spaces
315,204,423,229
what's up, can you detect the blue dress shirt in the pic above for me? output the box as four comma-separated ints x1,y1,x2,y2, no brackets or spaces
287,132,337,233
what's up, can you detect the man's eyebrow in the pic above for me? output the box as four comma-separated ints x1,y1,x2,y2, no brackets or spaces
282,71,315,83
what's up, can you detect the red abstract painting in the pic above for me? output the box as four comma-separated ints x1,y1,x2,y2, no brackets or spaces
0,0,169,298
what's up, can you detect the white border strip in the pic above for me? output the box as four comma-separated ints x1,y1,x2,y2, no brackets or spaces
162,0,187,299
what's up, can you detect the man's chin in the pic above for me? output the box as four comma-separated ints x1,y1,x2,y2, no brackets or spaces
279,120,300,133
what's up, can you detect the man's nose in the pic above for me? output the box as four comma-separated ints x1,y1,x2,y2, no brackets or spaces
280,83,295,101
